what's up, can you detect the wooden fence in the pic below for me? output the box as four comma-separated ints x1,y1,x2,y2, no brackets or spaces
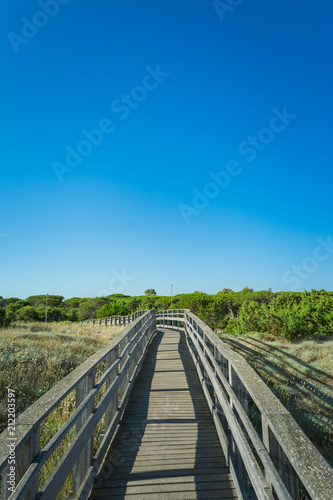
79,310,147,326
0,311,155,500
156,309,333,500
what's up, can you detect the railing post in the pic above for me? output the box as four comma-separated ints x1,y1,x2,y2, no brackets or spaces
262,416,299,500
118,333,131,405
229,365,252,498
73,369,96,496
214,347,229,442
104,349,118,432
203,334,214,402
2,425,40,500
178,309,182,327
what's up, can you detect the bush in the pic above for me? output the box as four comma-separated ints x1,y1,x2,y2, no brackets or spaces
0,308,10,327
17,306,40,322
96,300,130,318
237,290,333,340
224,319,241,333
77,298,109,321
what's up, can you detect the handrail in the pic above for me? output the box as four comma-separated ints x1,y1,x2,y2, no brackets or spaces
0,310,156,500
2,308,332,500
79,310,147,326
156,309,185,329
157,309,333,500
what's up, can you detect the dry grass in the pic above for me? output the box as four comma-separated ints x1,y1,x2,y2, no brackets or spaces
220,333,333,466
0,321,123,498
0,321,123,432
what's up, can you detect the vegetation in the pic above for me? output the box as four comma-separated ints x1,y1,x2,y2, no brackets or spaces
231,289,333,340
0,288,332,494
1,289,332,342
220,332,333,466
0,321,123,499
0,322,122,433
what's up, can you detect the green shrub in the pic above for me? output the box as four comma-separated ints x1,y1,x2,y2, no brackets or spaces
238,290,333,340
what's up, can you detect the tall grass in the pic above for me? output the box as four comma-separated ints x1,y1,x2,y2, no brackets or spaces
220,332,333,466
0,321,122,432
0,321,123,499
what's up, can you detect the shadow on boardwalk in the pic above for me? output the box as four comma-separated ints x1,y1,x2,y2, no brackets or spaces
89,328,237,499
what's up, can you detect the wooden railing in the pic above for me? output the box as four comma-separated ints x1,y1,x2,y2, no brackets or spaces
0,310,155,500
156,308,185,328
1,309,332,500
79,310,147,326
157,309,333,500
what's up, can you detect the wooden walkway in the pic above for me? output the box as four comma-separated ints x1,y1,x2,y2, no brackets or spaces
89,328,237,499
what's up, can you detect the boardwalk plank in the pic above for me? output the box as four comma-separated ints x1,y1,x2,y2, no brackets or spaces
89,329,238,500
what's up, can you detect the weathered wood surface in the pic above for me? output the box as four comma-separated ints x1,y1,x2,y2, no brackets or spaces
0,312,155,500
89,328,237,500
81,311,148,326
3,309,330,499
184,311,333,500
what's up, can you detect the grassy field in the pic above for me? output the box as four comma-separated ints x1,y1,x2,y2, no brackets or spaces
0,321,123,499
0,321,123,433
220,332,333,466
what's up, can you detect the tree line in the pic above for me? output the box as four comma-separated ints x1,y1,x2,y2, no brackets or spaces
1,289,332,341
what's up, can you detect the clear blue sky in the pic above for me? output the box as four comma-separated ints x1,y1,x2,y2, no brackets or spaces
1,0,332,299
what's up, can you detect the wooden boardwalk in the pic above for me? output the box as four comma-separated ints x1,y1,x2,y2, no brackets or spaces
2,310,332,499
89,328,237,499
